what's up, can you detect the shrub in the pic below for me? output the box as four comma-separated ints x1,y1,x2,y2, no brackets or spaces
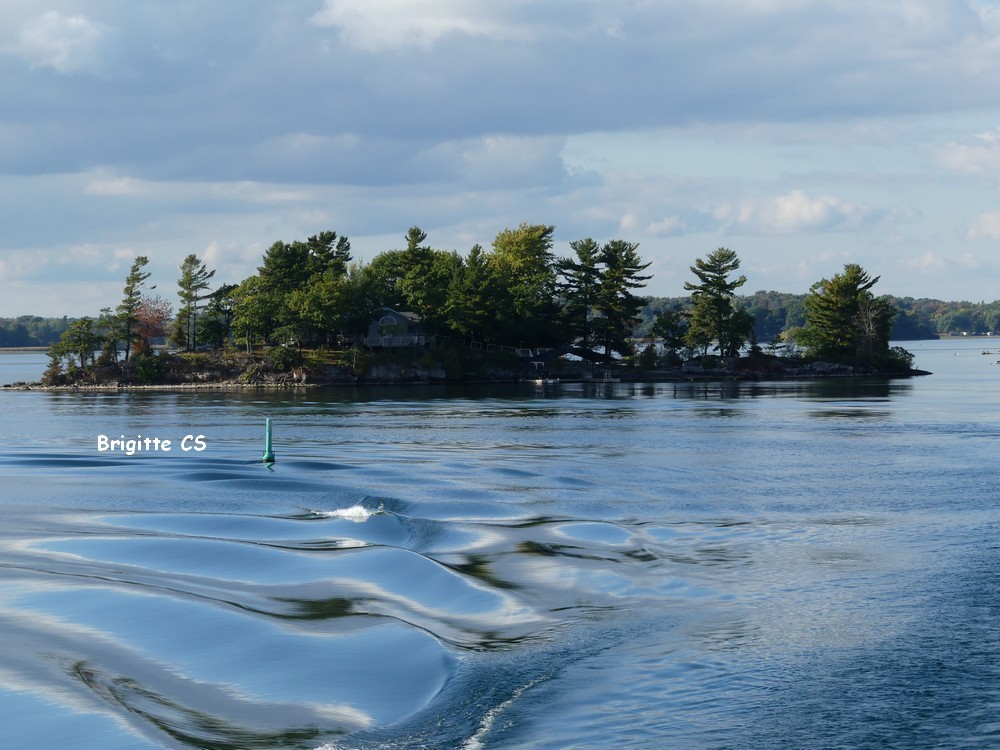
268,345,303,371
132,353,164,384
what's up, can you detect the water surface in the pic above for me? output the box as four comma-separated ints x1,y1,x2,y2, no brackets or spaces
1,340,998,748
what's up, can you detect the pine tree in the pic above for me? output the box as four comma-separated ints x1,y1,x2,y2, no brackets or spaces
116,256,152,362
593,239,651,365
683,248,748,357
556,238,602,349
175,254,216,351
801,263,896,361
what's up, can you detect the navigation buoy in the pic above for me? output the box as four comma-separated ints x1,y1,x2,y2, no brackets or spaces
262,417,275,463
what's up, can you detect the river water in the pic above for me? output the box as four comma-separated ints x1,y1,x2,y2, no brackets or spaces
0,339,998,749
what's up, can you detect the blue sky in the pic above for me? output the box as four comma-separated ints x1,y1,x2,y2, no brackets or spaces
3,0,1000,316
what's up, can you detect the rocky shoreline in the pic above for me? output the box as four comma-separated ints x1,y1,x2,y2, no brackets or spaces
1,355,930,392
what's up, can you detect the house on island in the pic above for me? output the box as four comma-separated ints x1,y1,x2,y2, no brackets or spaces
364,308,428,349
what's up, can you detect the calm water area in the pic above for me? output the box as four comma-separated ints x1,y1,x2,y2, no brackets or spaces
0,338,998,749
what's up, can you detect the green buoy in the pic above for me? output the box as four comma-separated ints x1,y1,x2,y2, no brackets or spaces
262,417,275,463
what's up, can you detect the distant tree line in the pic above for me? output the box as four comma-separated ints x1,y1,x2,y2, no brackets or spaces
0,316,72,347
642,292,992,342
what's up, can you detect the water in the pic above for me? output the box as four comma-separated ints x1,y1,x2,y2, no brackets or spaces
1,340,999,749
0,350,48,385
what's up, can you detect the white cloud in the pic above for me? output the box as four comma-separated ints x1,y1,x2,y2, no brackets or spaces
724,190,876,234
84,176,148,196
966,211,1000,240
647,216,688,236
310,0,527,51
13,11,118,75
903,250,981,273
937,127,1000,180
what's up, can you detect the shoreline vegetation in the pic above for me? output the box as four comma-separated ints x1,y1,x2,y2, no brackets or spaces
2,345,930,391
22,229,927,392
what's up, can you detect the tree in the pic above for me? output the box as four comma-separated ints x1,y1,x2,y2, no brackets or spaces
556,238,602,349
386,227,461,334
200,283,238,348
651,306,689,363
339,262,386,341
54,317,99,368
175,254,216,351
365,250,409,310
304,230,351,279
684,248,748,357
488,223,559,345
800,263,896,361
231,275,275,353
446,244,500,342
254,230,352,345
116,256,152,362
136,295,173,344
592,239,651,364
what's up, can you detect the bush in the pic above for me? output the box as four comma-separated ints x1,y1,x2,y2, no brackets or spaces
132,353,165,384
268,345,303,371
637,343,658,369
883,346,915,373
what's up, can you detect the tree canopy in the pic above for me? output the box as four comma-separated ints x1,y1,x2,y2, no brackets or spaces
35,224,932,386
800,263,896,363
683,247,751,357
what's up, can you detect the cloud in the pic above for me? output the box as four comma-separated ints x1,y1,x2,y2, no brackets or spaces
12,11,119,76
84,175,149,196
966,211,1000,240
723,190,878,234
903,250,981,273
309,0,528,51
647,216,688,236
937,128,1000,180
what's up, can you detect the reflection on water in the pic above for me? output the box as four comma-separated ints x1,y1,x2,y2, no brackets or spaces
1,340,999,748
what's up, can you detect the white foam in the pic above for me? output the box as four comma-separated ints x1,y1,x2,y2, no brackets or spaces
319,505,372,523
461,677,542,750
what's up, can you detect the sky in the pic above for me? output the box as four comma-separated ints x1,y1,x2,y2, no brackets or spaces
3,0,1000,316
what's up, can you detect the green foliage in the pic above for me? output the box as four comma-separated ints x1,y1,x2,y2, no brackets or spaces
446,244,501,343
253,230,353,346
55,317,99,368
267,345,304,372
885,345,915,372
131,352,165,384
489,223,560,345
637,343,658,369
394,230,461,334
555,237,651,365
556,238,602,348
200,283,238,348
683,248,749,357
175,254,216,351
116,256,152,362
650,306,689,361
801,263,896,362
593,239,652,364
0,316,72,347
41,349,65,385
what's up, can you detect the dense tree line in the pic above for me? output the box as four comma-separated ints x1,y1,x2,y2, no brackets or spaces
34,222,1000,382
42,224,658,380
